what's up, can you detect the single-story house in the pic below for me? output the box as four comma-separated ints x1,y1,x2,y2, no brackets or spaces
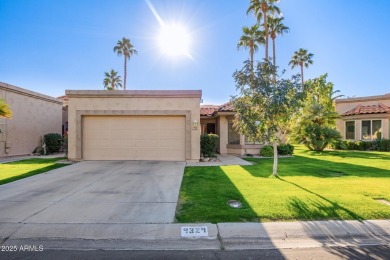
66,90,201,162
335,93,390,141
200,102,262,155
0,82,63,158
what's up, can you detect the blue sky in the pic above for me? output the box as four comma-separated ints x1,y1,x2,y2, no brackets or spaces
1,0,389,104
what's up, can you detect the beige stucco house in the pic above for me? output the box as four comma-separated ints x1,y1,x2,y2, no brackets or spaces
200,102,262,155
0,82,63,158
66,90,201,162
335,93,390,141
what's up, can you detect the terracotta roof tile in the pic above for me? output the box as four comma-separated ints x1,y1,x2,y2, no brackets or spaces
218,102,234,112
200,105,219,116
342,103,390,116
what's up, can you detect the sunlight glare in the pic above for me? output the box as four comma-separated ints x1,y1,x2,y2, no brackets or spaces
158,23,191,58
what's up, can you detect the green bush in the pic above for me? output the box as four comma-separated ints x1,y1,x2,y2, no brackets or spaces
200,134,219,157
260,144,295,157
44,133,63,154
377,139,390,151
331,139,390,152
277,144,294,155
260,145,274,157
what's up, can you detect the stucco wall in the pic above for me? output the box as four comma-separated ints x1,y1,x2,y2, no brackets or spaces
66,90,201,162
0,82,62,157
335,94,390,140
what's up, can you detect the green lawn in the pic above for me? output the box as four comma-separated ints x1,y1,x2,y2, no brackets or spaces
176,146,390,223
0,158,68,185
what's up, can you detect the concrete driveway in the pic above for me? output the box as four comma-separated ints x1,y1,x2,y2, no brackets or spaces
0,161,185,224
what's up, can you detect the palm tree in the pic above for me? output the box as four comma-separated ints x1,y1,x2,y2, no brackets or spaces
289,48,314,87
0,99,12,118
103,70,122,90
237,24,265,72
247,0,280,60
113,37,138,90
267,16,289,68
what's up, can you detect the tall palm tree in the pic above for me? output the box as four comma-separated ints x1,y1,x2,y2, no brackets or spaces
237,24,265,72
103,70,122,90
247,0,280,60
0,98,12,118
267,16,289,68
289,48,314,87
113,37,137,90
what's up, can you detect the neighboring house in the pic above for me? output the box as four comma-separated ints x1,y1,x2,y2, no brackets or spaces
201,102,262,155
335,93,390,141
57,95,68,135
0,82,63,158
66,90,201,162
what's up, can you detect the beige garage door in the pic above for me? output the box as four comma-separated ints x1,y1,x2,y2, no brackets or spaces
82,116,186,161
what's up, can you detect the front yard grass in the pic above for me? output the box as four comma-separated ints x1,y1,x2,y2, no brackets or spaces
176,145,390,223
0,158,67,185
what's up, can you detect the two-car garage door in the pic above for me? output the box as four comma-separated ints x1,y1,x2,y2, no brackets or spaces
82,116,186,161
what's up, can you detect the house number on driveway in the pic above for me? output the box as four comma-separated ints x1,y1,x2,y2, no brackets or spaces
181,226,208,237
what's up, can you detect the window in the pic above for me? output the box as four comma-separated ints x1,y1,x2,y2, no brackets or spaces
345,121,355,140
245,136,261,145
362,120,382,140
372,120,382,140
228,121,240,144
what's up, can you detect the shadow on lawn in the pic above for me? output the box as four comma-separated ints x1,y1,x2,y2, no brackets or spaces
300,148,390,160
281,177,363,221
4,158,64,165
176,166,259,223
0,164,66,185
244,154,390,178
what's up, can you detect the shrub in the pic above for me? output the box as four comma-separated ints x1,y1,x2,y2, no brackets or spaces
331,139,390,152
200,134,219,157
377,139,390,151
277,144,294,155
260,145,274,157
44,133,63,154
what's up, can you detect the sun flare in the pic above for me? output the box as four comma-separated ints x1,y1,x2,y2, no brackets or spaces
158,23,191,58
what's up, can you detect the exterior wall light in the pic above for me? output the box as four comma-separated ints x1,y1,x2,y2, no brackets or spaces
192,120,198,129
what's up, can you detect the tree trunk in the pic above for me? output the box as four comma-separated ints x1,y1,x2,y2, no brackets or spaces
264,10,268,60
272,37,276,83
124,57,127,91
250,43,254,73
272,140,278,176
300,65,304,89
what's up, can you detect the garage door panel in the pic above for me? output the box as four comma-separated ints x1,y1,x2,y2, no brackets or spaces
83,116,185,161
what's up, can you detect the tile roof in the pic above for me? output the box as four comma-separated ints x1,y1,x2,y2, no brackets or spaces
200,105,219,116
218,102,234,112
342,103,390,116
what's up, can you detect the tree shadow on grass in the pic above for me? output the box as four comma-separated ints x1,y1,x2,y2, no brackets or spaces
300,148,390,160
3,158,65,165
176,166,259,223
244,154,390,178
280,178,364,221
0,164,67,185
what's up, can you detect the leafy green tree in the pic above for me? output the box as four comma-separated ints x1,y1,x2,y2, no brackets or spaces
247,0,280,60
289,48,314,87
103,70,122,90
232,60,302,176
291,74,342,151
113,37,138,90
237,24,265,73
0,99,12,118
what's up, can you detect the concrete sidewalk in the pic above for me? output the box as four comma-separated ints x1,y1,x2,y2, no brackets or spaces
186,154,252,166
1,220,389,251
